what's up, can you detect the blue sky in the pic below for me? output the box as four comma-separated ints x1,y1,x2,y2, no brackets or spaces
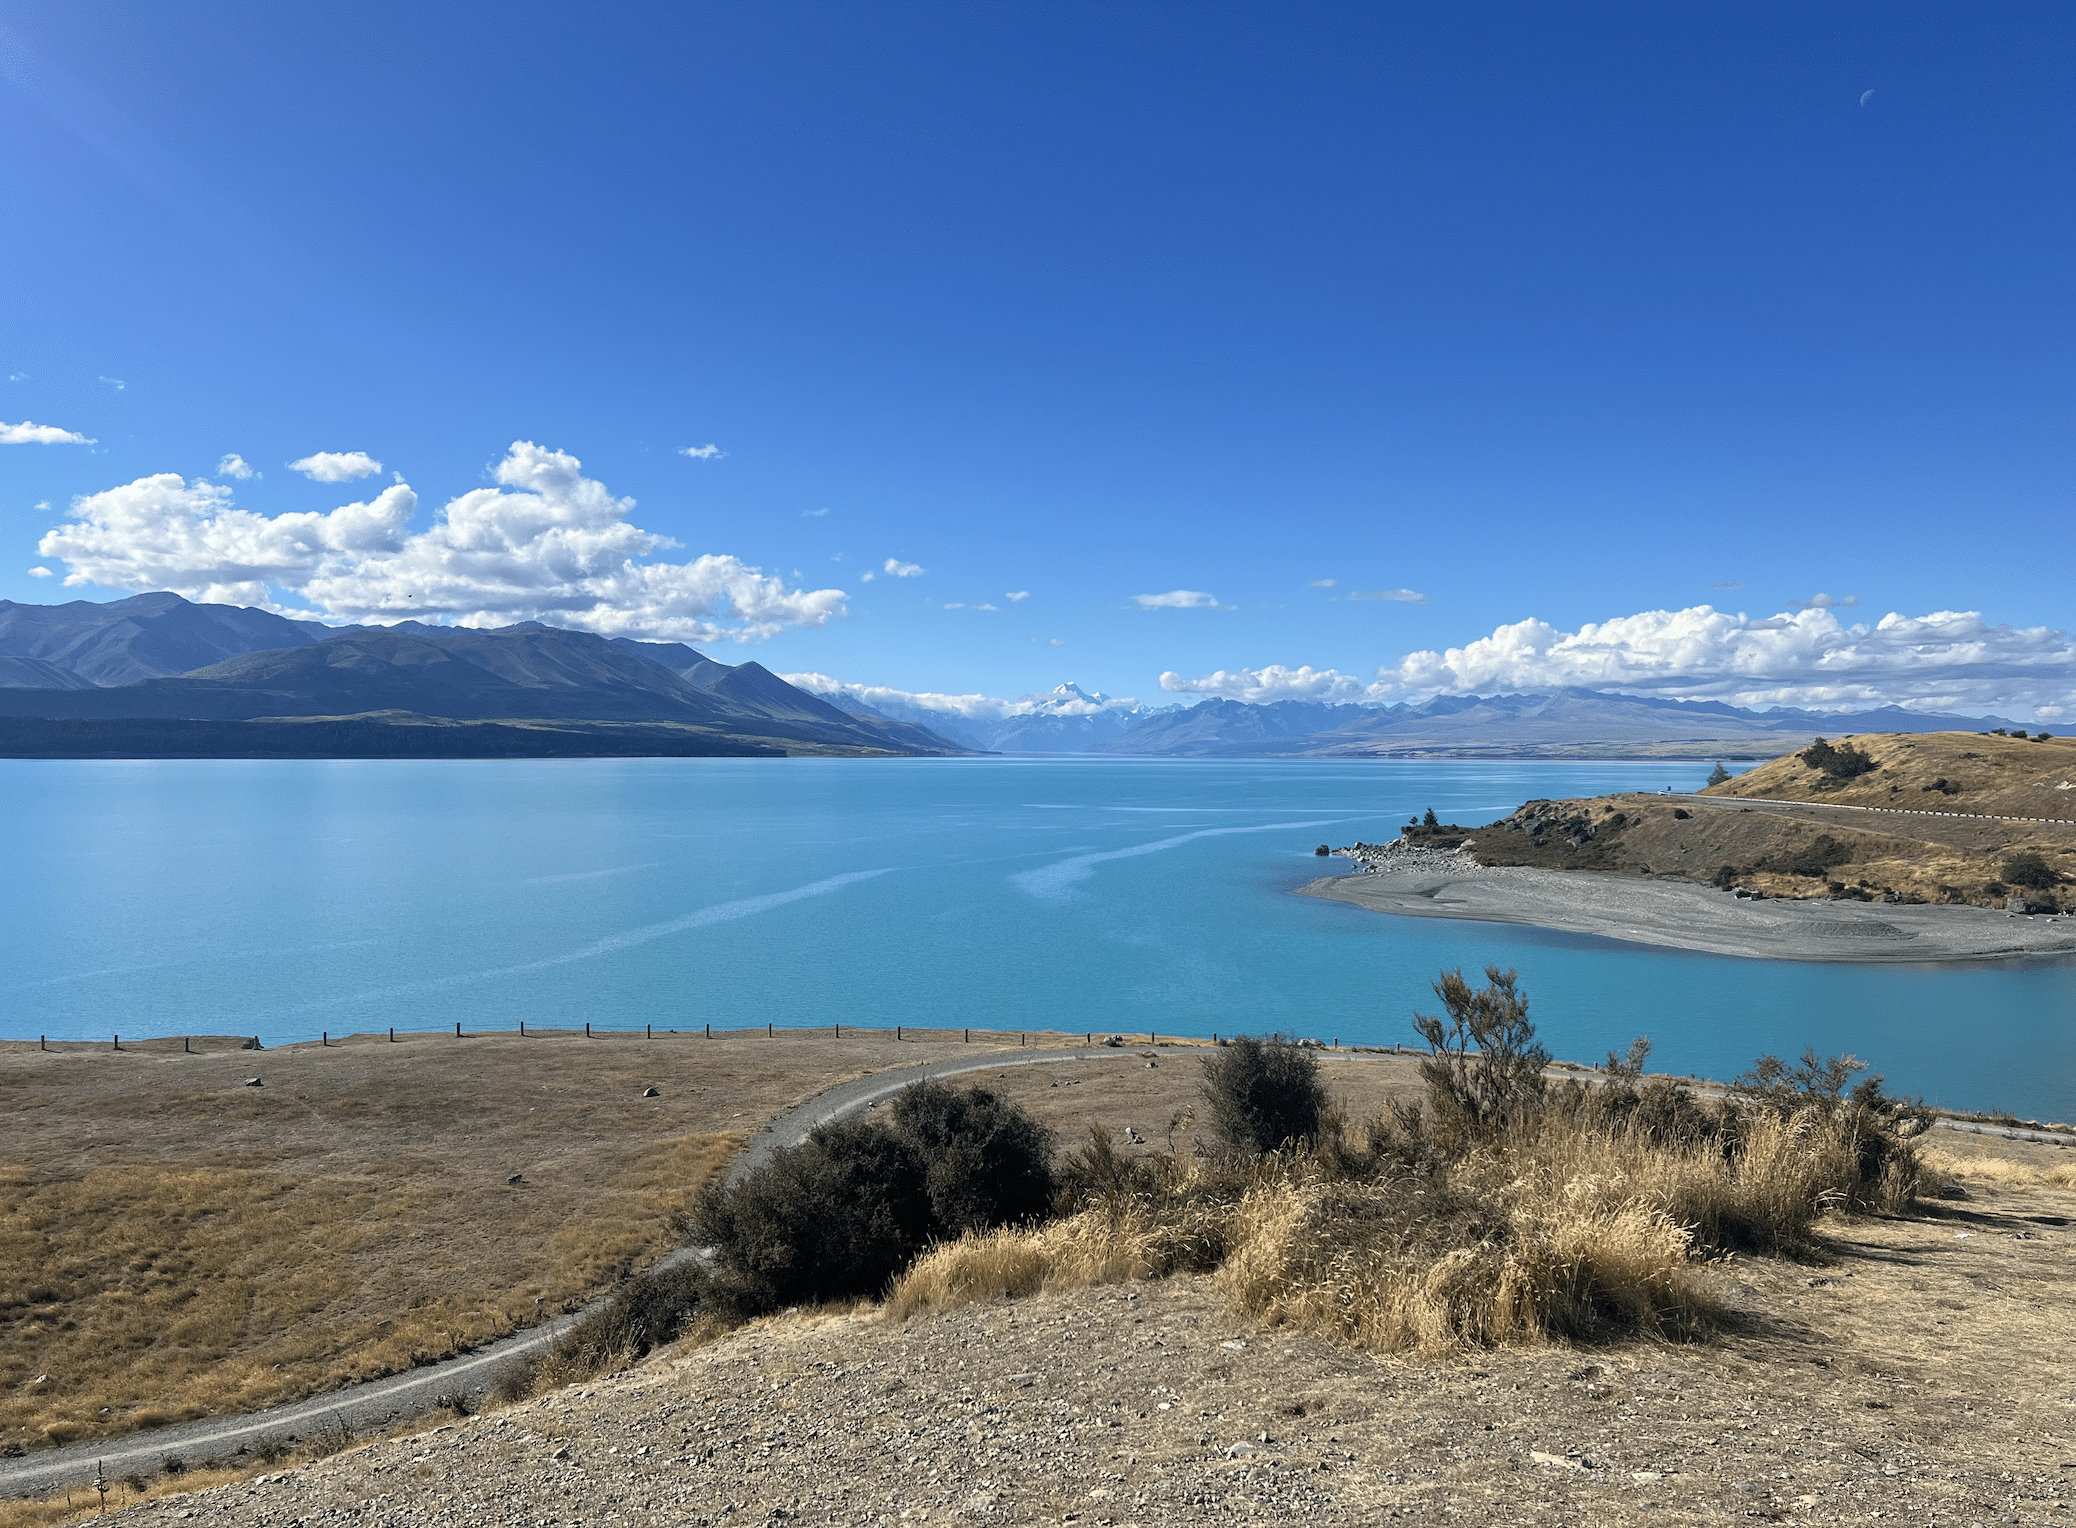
1,2,2070,718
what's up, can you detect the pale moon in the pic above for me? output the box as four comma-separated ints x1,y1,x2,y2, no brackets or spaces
1860,89,1875,105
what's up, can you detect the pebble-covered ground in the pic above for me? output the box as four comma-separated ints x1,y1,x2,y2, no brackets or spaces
93,1171,2076,1528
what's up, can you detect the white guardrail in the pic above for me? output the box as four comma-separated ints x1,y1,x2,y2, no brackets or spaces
1678,793,2076,828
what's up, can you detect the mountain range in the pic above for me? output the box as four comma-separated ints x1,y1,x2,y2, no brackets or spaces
0,594,2012,759
0,595,971,757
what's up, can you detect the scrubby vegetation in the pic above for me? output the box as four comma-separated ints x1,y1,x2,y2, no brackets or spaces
531,977,1935,1388
1199,1033,1329,1154
896,969,1932,1355
1800,736,1878,784
498,1081,1056,1393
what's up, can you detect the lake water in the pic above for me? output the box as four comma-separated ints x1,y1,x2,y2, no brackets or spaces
8,756,2074,1120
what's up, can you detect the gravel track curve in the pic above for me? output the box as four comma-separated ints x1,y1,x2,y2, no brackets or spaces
0,1045,1152,1500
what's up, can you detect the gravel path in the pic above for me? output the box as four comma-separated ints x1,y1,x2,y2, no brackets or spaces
0,1045,1152,1501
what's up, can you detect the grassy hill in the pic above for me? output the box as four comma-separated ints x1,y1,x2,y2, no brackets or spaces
1434,731,2076,909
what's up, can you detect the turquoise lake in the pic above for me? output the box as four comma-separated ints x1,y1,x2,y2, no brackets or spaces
8,756,2073,1119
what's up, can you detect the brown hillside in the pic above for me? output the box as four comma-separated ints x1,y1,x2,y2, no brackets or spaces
1704,728,2076,818
1428,731,2076,909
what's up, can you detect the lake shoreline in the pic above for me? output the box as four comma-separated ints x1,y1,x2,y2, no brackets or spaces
1296,857,2076,964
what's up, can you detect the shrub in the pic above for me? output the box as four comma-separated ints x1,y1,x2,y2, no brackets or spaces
1800,737,1877,782
887,1080,1057,1235
1704,762,1732,788
1752,832,1852,880
1413,966,1549,1140
1711,863,1739,890
2002,852,2059,890
1732,1049,1931,1212
1199,1034,1328,1156
695,1115,936,1316
693,1082,1059,1320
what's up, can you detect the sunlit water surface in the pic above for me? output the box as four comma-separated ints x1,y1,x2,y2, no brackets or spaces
8,756,2072,1119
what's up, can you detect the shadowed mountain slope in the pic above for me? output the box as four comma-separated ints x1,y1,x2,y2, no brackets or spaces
0,599,971,755
0,593,320,686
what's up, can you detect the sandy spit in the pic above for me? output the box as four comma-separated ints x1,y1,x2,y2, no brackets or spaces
1296,859,2076,963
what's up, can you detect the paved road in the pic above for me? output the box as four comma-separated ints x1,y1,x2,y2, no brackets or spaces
0,1044,1158,1500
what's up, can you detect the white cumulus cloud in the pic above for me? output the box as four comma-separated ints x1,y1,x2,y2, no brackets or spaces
1158,603,2075,720
28,566,52,578
861,558,923,583
289,450,382,483
1,420,95,445
216,453,258,479
680,444,726,461
1132,589,1223,610
41,441,849,645
1384,604,2075,717
1160,665,1374,703
1005,590,1029,602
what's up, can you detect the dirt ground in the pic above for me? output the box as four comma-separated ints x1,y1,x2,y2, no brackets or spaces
73,1134,2076,1527
14,1042,2076,1525
0,1026,1098,1453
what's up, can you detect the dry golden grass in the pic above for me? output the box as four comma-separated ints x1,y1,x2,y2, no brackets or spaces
1921,1143,2076,1188
0,1134,736,1449
0,1026,1050,1454
0,1462,260,1528
887,1093,1924,1362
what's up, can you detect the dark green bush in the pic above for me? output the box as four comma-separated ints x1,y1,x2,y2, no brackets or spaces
888,1080,1058,1235
1800,737,1877,782
691,1081,1059,1321
696,1115,936,1315
2002,851,2059,890
1199,1033,1329,1156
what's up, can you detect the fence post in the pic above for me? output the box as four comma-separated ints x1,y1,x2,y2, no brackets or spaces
323,1032,328,1047
520,1021,525,1037
389,1027,395,1042
113,1034,119,1051
456,1022,462,1039
705,1022,710,1038
647,1024,652,1040
585,1022,591,1037
964,1028,969,1043
768,1022,773,1038
183,1036,190,1054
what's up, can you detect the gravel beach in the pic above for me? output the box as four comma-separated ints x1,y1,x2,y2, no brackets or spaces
1297,855,2076,963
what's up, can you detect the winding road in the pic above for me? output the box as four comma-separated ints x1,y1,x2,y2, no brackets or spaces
0,1044,1158,1501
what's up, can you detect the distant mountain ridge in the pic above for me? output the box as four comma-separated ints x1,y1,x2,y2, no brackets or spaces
1101,689,2014,759
0,596,971,757
0,595,2013,759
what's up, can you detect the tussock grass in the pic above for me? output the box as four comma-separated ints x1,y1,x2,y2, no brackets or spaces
890,1099,1898,1354
1921,1145,2076,1189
